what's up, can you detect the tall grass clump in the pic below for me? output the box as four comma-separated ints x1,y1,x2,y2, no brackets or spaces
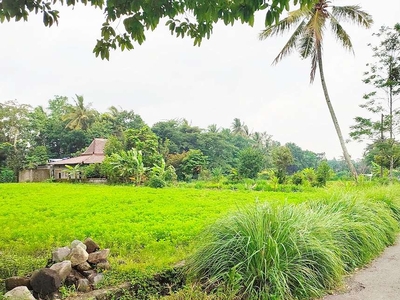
187,195,400,300
309,196,399,270
187,203,345,300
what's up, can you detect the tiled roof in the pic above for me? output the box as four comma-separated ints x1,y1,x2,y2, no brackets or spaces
50,138,107,165
82,138,107,155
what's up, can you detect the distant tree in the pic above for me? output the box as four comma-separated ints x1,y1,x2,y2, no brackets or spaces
106,106,145,134
316,160,332,186
0,100,31,148
231,118,250,137
180,149,207,181
207,124,220,133
24,146,49,169
166,152,188,179
272,146,294,183
63,95,98,131
238,147,266,179
104,135,124,156
364,139,400,172
350,24,400,179
152,119,202,153
0,100,32,175
260,1,373,181
285,142,322,173
124,126,162,167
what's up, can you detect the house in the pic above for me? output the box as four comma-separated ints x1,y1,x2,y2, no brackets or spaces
50,138,107,180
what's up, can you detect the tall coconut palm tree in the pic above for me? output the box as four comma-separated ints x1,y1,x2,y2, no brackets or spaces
207,124,220,133
63,95,97,131
231,118,251,137
259,0,373,180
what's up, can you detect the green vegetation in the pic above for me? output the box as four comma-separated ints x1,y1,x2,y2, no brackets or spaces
259,1,373,180
0,183,317,279
1,183,400,299
186,186,400,299
0,0,315,59
350,23,400,180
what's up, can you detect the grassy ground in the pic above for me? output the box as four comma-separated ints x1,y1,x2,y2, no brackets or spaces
1,182,399,298
0,183,320,279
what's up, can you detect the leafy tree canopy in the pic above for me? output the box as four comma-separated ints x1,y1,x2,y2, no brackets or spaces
0,0,314,59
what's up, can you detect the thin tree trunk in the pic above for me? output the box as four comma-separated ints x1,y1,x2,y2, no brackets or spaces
381,113,384,178
389,85,393,181
316,46,358,181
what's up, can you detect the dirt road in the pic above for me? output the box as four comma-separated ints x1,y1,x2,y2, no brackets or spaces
323,238,400,300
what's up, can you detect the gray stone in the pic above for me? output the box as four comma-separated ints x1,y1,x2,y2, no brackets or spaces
96,260,111,271
4,286,35,300
50,260,72,282
76,261,92,272
68,246,89,266
84,238,100,254
52,246,71,263
64,269,84,287
71,269,85,279
92,273,104,286
64,274,77,287
30,268,61,295
5,276,31,291
88,249,110,264
71,240,87,251
76,278,91,292
81,269,96,278
48,291,62,300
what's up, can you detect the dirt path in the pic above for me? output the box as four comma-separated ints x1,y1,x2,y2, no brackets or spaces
323,237,400,300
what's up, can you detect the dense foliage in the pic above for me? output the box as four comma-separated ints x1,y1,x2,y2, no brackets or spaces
0,96,344,184
0,0,315,59
350,24,400,179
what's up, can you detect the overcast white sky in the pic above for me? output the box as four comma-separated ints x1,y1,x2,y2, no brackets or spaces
1,0,399,159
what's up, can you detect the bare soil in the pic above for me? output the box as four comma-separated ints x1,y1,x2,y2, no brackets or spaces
323,237,400,300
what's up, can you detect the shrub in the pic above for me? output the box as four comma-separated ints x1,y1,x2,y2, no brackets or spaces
148,176,166,188
83,163,104,178
302,168,317,186
186,195,400,299
316,161,333,187
0,168,14,183
291,171,305,185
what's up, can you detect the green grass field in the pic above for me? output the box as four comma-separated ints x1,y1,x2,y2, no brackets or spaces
0,183,320,278
1,182,400,298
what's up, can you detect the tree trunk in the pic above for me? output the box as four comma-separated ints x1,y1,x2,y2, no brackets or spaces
389,85,394,181
316,46,358,181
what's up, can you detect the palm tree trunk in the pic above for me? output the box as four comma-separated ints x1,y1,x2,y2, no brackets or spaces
389,84,394,181
316,46,358,181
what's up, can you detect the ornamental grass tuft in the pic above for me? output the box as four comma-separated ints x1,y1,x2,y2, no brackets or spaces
187,195,400,300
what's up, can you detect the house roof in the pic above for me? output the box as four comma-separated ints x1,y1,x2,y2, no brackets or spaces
50,138,107,165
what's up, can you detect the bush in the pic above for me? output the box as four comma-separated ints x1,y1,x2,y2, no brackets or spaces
148,176,166,188
186,196,400,299
0,168,15,183
316,161,332,187
83,163,104,178
291,171,305,185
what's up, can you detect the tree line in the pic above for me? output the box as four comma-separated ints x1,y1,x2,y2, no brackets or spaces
0,95,339,184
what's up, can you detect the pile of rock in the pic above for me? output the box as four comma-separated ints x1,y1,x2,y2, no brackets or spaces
4,238,110,300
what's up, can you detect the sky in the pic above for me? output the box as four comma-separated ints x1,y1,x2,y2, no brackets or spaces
1,0,399,159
